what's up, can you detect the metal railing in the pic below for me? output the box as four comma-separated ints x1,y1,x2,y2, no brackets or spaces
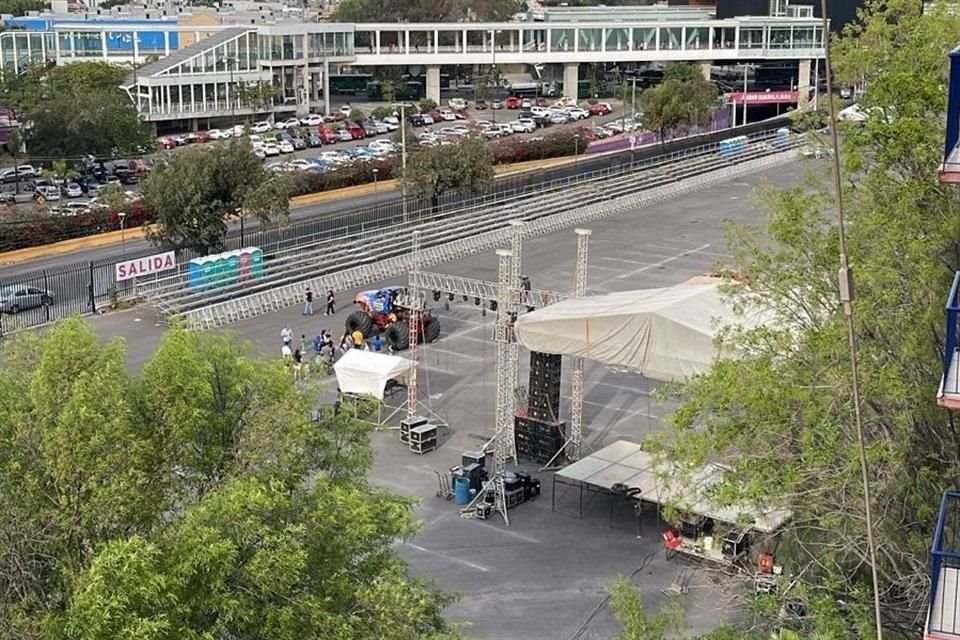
151,137,802,330
139,129,789,307
939,271,960,401
928,491,960,637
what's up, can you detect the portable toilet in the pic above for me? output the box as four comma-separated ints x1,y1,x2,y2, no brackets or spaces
224,250,240,286
187,256,207,290
775,127,790,146
248,247,264,279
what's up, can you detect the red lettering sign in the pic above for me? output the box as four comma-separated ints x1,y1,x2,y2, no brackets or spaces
730,90,799,105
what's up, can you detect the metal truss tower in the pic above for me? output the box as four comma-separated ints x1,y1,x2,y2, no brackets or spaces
506,220,526,462
568,228,592,461
406,230,422,417
489,248,515,524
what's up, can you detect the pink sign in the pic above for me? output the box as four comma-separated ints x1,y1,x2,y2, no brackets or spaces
730,91,799,105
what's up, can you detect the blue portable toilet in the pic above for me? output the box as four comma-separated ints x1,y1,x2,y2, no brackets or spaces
187,256,207,290
454,475,471,505
224,250,240,286
776,127,790,146
249,247,265,279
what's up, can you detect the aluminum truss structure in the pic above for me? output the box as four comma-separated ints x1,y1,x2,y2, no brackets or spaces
568,228,592,462
406,230,423,417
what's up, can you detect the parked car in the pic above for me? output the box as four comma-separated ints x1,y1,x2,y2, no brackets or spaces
275,117,301,130
420,113,435,125
250,121,273,134
520,99,532,109
63,182,83,198
278,140,295,153
337,128,354,142
61,201,90,215
448,97,468,110
187,131,211,143
253,147,267,160
491,100,503,110
511,119,536,133
306,133,323,148
0,165,37,183
438,110,457,121
361,121,378,136
548,111,569,125
300,114,324,126
158,136,177,149
589,102,613,116
565,107,589,120
505,96,522,109
346,122,366,139
262,143,281,156
339,105,353,118
373,121,391,135
207,128,232,140
316,127,339,144
591,126,611,139
0,285,53,314
290,136,308,150
35,185,60,202
474,99,488,110
409,113,426,127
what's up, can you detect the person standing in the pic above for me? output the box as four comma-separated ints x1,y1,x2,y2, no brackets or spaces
304,287,314,315
281,325,293,347
300,333,308,355
325,290,336,316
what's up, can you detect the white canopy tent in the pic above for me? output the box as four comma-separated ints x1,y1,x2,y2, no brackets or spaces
332,349,415,400
513,281,773,382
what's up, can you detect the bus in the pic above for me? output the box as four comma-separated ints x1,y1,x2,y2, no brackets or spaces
330,74,374,95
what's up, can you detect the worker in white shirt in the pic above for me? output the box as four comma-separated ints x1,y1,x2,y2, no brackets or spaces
281,325,293,346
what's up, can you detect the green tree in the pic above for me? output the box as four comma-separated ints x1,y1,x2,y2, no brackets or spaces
402,135,494,210
235,80,279,112
391,119,418,155
142,140,290,255
475,75,492,101
0,0,47,16
609,578,684,640
334,0,520,22
95,183,131,211
382,78,397,104
0,318,459,640
419,97,438,112
41,159,79,185
371,105,394,121
650,0,960,634
640,62,716,143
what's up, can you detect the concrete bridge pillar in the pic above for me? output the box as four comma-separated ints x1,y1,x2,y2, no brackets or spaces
563,63,579,100
700,63,712,81
426,65,441,105
798,58,812,105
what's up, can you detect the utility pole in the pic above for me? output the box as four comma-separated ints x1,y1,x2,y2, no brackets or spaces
568,228,591,461
742,65,749,127
393,102,412,222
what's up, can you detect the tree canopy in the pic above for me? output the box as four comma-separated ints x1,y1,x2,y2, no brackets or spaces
639,62,716,142
647,0,960,635
0,61,151,158
402,134,495,210
142,140,290,255
0,318,458,640
0,0,47,16
334,0,522,22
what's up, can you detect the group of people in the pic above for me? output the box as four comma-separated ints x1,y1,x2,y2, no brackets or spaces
280,286,391,380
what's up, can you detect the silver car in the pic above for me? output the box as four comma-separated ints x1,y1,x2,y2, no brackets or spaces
0,285,54,313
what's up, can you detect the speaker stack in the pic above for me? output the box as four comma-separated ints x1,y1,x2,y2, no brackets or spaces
515,351,566,464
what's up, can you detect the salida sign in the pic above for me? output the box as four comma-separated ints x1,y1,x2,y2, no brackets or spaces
115,251,176,282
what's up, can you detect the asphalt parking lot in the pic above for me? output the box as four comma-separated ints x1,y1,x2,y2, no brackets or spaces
83,160,815,639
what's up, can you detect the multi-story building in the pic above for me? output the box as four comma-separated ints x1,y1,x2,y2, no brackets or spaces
0,4,829,132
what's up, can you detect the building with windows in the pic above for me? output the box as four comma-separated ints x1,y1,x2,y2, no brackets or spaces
0,7,827,132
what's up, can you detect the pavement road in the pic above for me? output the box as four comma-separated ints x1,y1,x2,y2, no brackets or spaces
79,159,817,639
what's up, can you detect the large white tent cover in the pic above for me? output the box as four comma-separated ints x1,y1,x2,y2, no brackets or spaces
513,281,772,382
332,349,415,400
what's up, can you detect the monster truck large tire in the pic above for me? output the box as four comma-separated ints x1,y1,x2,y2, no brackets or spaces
422,317,441,343
345,310,374,337
385,321,410,351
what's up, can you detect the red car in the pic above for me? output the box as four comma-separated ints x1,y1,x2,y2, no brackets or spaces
347,122,366,139
589,102,613,116
505,96,522,109
316,125,338,144
157,136,177,149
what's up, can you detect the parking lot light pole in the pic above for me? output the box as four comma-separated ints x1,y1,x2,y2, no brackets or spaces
118,211,127,255
372,167,379,204
392,102,413,221
490,29,502,124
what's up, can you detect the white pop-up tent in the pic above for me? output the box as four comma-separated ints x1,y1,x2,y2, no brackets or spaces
513,281,773,382
332,349,416,400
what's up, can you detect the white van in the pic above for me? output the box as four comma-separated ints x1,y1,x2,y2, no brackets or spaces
449,98,467,110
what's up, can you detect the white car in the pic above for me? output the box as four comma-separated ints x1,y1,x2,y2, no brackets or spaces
383,115,400,126
438,110,457,121
510,120,535,133
262,143,281,156
548,112,569,125
448,98,467,110
253,147,266,160
275,118,301,130
232,124,247,137
339,105,352,118
368,140,395,151
520,99,532,109
248,134,264,147
420,113,435,125
207,128,232,140
319,151,347,164
300,114,324,126
278,140,295,153
565,107,589,120
63,182,83,198
62,201,89,215
250,121,272,134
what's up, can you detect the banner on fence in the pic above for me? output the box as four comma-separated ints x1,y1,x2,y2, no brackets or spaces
729,91,798,105
115,251,177,282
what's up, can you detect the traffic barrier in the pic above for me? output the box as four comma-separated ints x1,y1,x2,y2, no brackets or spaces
169,141,803,331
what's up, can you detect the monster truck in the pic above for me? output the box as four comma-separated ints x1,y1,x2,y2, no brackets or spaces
344,286,441,350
